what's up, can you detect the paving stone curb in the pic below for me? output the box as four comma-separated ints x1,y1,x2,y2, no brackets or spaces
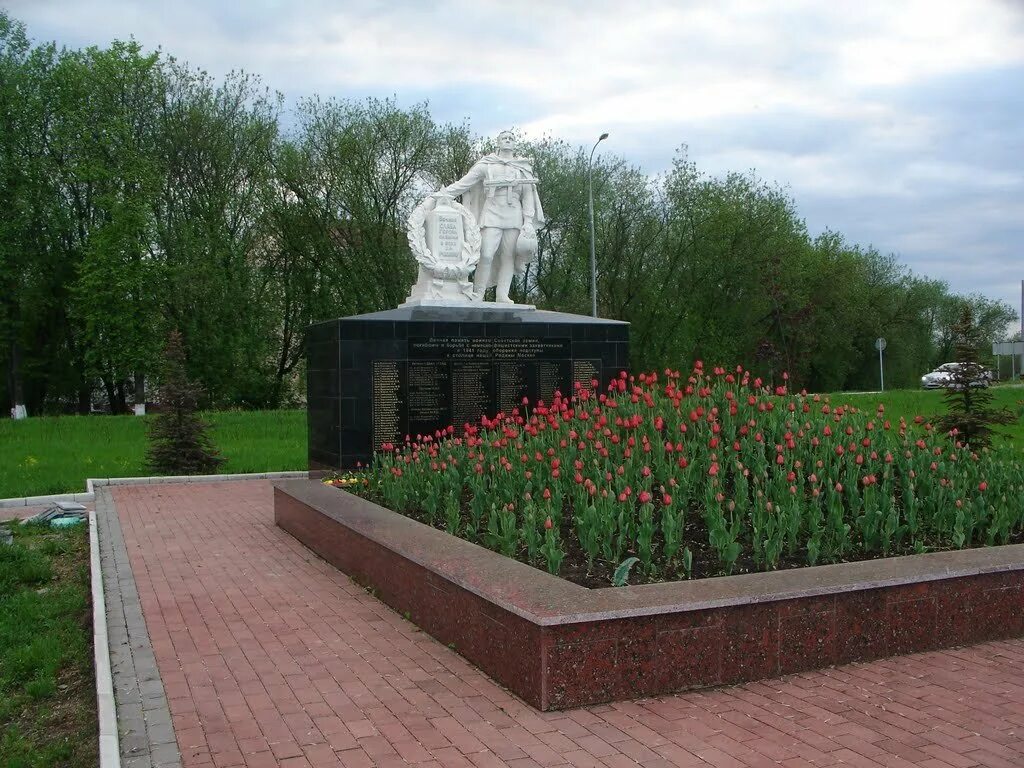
89,509,120,768
0,471,308,508
96,488,182,768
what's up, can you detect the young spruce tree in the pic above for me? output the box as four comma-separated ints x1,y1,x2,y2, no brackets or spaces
145,330,224,474
936,306,1013,450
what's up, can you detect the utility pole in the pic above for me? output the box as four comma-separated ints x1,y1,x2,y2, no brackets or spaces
588,133,609,318
875,337,886,392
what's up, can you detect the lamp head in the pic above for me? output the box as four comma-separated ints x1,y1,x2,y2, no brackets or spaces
599,132,609,141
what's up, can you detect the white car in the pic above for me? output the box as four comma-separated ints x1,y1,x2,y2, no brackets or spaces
920,362,992,390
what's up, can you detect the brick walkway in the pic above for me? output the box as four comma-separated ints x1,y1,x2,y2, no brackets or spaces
112,481,1024,768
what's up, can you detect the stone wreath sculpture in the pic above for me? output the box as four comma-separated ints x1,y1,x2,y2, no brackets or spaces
405,193,482,303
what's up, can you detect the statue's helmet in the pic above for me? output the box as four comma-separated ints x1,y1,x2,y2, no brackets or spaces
516,222,538,267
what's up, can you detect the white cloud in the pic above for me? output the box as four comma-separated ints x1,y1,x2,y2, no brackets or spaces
833,0,1024,88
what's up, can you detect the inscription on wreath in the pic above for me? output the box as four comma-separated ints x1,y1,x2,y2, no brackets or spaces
435,213,462,261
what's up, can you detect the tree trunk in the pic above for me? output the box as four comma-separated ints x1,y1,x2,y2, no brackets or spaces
78,385,92,415
8,341,27,419
102,375,117,415
115,380,127,414
134,371,146,415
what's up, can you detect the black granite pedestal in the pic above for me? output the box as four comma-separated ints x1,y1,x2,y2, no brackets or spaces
306,307,629,470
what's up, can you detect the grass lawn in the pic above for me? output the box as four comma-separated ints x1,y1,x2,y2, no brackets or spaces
831,385,1024,455
0,410,307,499
0,519,96,767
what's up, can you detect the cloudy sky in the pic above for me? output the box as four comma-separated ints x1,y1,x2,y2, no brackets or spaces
8,0,1024,331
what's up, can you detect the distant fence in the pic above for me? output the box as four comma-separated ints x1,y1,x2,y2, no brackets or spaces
993,341,1024,356
993,341,1024,380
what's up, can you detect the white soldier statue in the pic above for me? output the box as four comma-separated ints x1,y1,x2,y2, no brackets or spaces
439,130,545,304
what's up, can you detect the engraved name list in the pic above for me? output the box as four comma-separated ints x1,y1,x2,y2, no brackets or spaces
370,336,601,449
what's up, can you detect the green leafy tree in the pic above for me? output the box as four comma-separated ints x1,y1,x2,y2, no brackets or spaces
69,42,167,413
0,14,78,414
152,63,282,407
146,330,223,474
283,97,460,313
265,98,473,404
931,292,1018,366
0,12,33,416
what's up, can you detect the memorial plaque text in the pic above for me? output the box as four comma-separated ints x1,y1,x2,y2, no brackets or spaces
371,361,404,449
409,336,571,361
307,309,629,470
573,359,601,389
453,362,495,427
408,361,450,439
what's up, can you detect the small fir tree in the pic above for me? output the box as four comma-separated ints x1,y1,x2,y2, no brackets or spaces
145,330,224,474
936,306,1013,450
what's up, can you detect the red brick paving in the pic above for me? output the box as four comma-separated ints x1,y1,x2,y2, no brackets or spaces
113,481,1024,768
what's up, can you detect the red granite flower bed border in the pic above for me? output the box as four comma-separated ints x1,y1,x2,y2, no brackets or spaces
274,479,1024,711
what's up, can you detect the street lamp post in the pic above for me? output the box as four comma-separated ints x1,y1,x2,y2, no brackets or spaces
588,132,608,318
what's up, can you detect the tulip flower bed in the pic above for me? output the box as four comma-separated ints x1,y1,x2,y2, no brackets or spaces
331,363,1024,588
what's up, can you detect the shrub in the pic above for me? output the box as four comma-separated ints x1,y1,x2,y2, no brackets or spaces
937,306,1015,449
145,331,224,475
